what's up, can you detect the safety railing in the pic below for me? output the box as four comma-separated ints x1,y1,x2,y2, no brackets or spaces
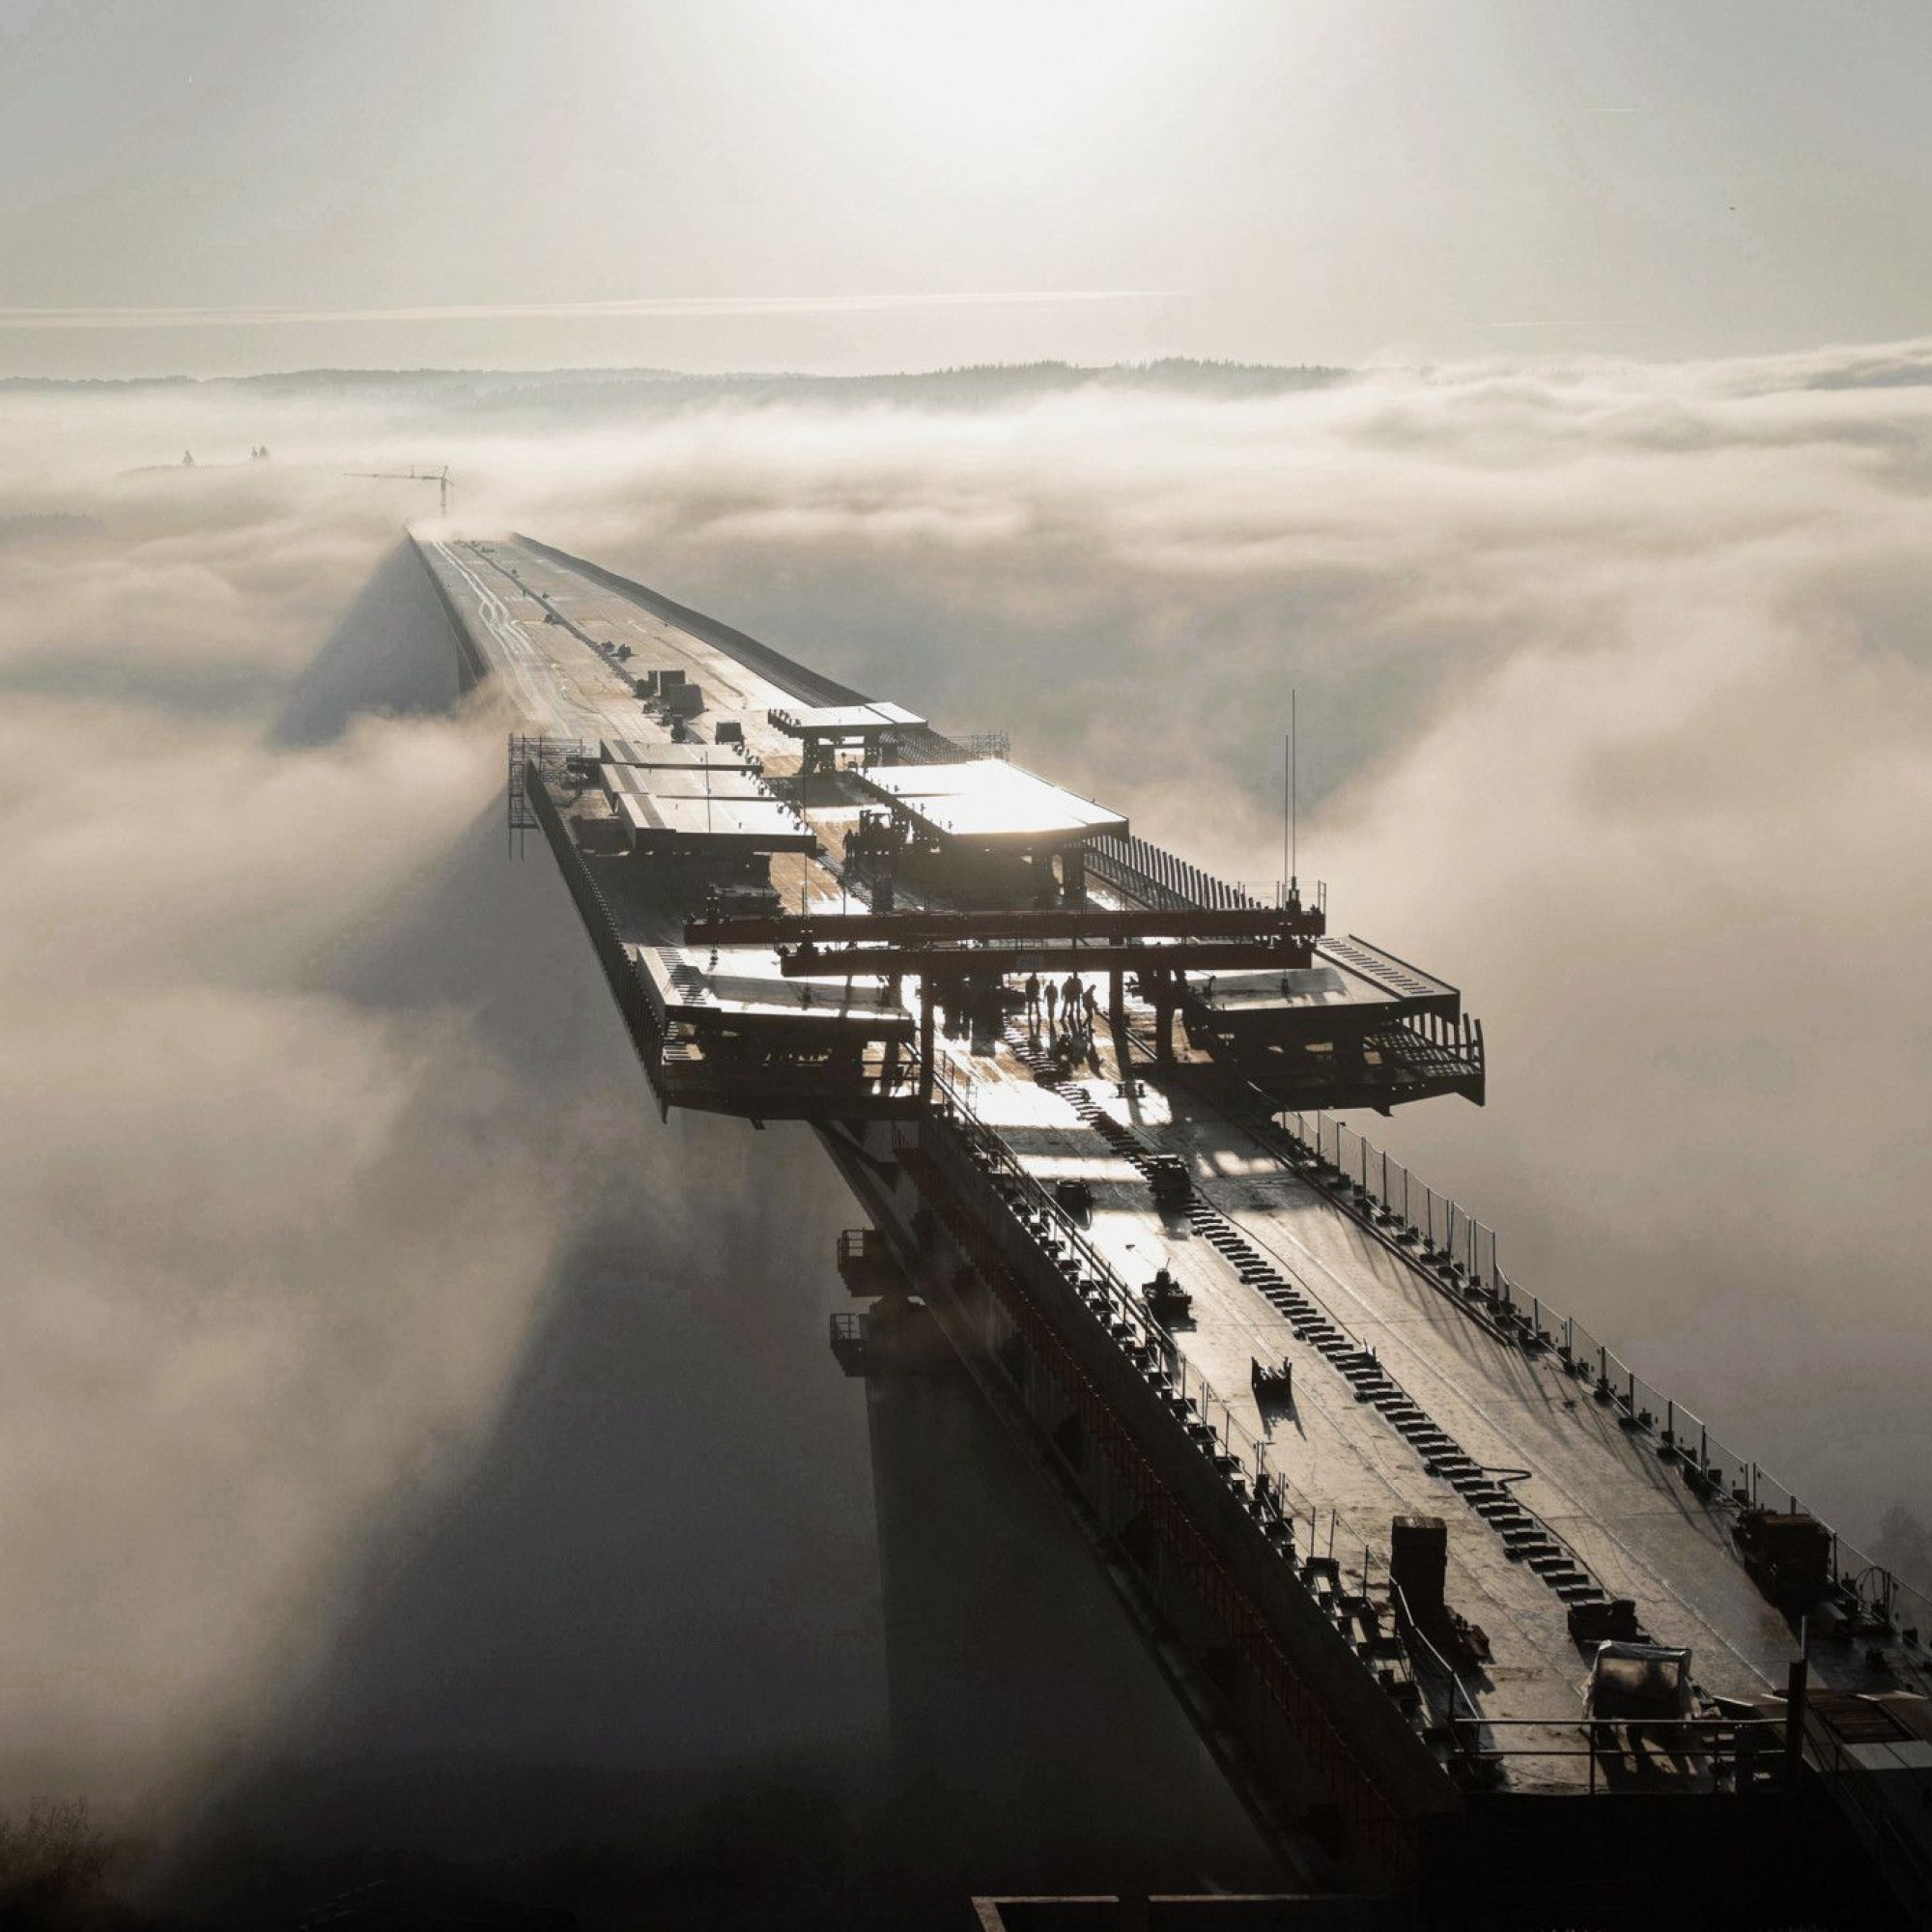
1264,1105,1932,1648
1282,1110,1505,1298
837,1228,881,1268
900,1082,1429,1870
1455,1715,1792,1797
1804,1720,1932,1903
827,1309,875,1378
1233,878,1330,917
1086,834,1287,915
886,725,1009,766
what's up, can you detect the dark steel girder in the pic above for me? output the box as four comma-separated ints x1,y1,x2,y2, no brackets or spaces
686,904,1325,949
778,939,1315,979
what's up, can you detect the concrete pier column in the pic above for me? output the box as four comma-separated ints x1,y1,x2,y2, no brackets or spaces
859,1329,1276,1902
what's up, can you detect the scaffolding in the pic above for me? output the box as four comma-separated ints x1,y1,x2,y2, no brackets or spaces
506,733,588,857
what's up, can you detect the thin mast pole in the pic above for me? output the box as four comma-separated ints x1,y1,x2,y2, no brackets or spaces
1286,690,1299,904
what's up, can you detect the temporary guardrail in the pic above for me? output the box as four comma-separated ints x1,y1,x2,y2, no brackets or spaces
1088,834,1304,916
887,725,1010,766
1265,1104,1931,1648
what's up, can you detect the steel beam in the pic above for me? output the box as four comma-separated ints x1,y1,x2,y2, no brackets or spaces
685,904,1324,948
777,940,1316,980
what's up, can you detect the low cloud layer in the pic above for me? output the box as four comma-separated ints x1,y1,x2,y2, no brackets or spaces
0,391,1223,1918
496,349,1932,1564
0,694,569,1815
2,344,1929,1897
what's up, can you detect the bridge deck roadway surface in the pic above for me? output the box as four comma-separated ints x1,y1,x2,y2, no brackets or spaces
933,1037,1820,1791
420,534,910,1032
424,534,801,736
418,530,1927,1803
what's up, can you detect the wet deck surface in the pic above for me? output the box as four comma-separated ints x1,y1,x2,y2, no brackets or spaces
935,1017,1826,1787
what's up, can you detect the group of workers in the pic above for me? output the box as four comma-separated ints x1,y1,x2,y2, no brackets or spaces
1024,970,1100,1044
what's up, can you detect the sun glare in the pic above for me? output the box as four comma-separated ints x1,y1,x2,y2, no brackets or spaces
764,0,1194,180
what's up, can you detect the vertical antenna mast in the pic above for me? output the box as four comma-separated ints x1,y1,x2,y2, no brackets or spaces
1285,690,1298,907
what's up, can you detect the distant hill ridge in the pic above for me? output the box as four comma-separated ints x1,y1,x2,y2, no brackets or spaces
0,357,1349,411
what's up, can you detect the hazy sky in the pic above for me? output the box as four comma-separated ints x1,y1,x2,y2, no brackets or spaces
5,0,1932,377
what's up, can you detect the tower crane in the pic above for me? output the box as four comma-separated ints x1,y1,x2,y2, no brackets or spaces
345,464,452,517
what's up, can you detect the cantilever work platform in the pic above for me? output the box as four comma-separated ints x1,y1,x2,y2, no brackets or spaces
768,700,926,768
599,763,774,803
600,737,751,770
612,789,817,856
854,759,1127,849
634,942,915,1035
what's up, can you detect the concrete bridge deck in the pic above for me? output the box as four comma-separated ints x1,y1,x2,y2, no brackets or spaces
932,1022,1843,1787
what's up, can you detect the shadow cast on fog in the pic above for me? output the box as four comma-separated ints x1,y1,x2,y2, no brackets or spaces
270,538,467,749
156,720,1271,1923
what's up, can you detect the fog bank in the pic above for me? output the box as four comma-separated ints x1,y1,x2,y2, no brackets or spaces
2,348,1928,1906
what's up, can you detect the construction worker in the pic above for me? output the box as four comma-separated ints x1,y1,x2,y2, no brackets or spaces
1083,982,1098,1036
1044,980,1059,1031
1061,973,1082,1037
1025,971,1040,1027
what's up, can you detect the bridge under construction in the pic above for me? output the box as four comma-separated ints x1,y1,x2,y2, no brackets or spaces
412,529,1931,1926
